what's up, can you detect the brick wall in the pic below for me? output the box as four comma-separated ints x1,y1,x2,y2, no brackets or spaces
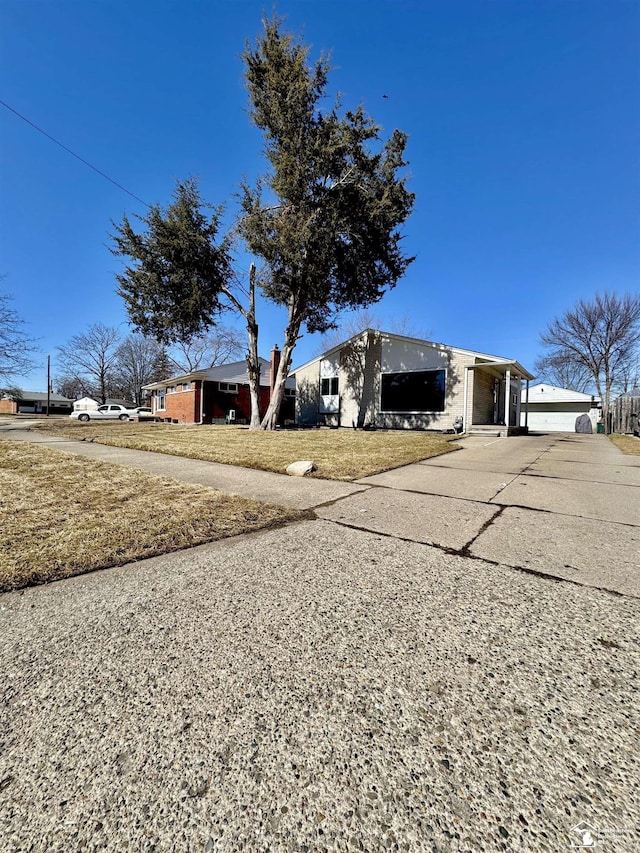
204,385,271,423
165,389,199,423
472,369,496,424
0,400,17,414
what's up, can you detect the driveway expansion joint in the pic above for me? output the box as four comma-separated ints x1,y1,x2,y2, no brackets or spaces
305,485,373,511
488,499,640,528
458,505,506,555
321,515,629,597
352,478,498,508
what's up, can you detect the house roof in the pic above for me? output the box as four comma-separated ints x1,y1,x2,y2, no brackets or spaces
143,358,295,390
523,383,600,404
291,329,535,379
6,391,74,404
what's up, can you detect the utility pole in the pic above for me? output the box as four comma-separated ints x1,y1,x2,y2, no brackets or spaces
46,355,50,417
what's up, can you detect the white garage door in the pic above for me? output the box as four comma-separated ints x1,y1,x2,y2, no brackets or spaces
524,409,589,432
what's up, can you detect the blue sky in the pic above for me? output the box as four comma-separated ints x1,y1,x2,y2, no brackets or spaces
1,0,639,391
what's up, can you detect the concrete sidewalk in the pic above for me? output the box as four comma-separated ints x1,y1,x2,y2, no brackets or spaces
0,426,368,510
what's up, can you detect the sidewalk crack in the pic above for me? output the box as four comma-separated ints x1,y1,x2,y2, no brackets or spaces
458,506,505,556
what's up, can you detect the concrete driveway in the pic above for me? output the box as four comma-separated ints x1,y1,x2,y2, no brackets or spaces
1,429,638,852
321,433,640,597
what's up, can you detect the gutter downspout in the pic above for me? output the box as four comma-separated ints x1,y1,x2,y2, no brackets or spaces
199,380,204,425
524,380,529,429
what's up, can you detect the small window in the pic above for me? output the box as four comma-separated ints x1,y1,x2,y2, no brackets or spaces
182,382,191,391
157,391,166,410
219,382,238,393
321,377,338,396
284,388,296,398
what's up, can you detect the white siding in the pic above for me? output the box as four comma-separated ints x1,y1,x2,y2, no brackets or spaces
381,338,449,373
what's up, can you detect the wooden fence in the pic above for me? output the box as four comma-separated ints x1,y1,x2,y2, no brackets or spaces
611,394,640,435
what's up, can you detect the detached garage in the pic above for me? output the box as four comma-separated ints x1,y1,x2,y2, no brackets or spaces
521,383,600,432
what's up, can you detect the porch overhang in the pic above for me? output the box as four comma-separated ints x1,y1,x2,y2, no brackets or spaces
462,359,535,433
464,359,535,381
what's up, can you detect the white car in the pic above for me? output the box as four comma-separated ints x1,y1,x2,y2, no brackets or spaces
70,404,132,422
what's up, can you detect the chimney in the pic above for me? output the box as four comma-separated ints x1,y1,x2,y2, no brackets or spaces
270,345,281,396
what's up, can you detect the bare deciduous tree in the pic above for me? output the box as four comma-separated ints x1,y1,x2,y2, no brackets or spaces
167,326,245,374
57,323,122,404
315,308,430,355
55,375,94,401
0,293,37,387
114,334,165,405
532,354,593,393
539,291,640,431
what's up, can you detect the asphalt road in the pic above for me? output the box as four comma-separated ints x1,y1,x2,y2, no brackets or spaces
1,429,638,852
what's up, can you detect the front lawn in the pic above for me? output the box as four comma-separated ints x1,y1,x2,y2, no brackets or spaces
0,440,305,592
609,434,640,456
30,422,459,480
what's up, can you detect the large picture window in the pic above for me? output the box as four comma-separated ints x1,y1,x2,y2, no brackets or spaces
381,369,446,413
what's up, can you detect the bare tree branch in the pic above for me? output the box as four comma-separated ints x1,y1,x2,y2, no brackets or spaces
167,326,245,373
0,293,38,386
538,292,640,431
57,324,122,404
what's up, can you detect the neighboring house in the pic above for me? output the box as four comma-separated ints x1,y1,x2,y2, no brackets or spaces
143,347,295,425
292,329,534,433
73,397,100,412
520,383,600,432
72,397,133,412
0,391,74,415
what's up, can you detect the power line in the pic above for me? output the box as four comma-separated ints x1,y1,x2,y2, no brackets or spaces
0,98,150,208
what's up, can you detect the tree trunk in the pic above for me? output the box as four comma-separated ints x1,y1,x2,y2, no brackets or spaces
245,265,262,430
246,315,262,430
223,264,262,429
260,304,302,430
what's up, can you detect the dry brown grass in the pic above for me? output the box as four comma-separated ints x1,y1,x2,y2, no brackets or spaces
0,439,305,592
30,421,458,480
609,434,640,455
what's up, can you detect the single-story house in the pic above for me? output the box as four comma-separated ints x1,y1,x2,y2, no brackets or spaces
72,397,134,411
143,347,295,425
520,384,600,432
0,391,74,415
291,329,534,433
73,397,99,412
